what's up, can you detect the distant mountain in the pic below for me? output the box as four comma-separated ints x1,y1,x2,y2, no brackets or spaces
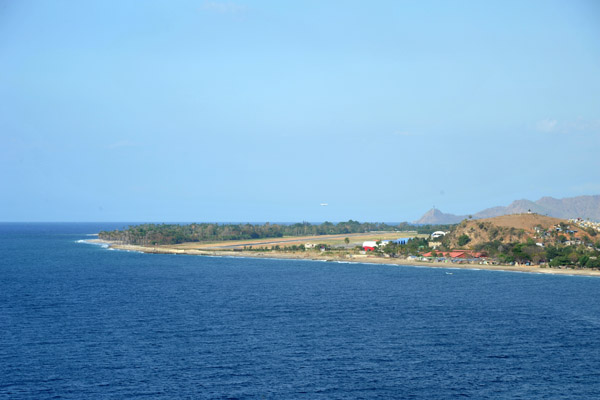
414,208,465,224
414,195,600,224
473,199,542,219
474,195,600,220
536,196,600,219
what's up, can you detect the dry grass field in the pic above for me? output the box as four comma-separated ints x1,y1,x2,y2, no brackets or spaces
476,214,563,230
168,231,422,250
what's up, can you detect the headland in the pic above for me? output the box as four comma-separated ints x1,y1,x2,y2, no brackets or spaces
93,214,600,276
87,237,600,277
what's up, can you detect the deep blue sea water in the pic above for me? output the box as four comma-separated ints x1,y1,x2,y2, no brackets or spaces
2,223,600,399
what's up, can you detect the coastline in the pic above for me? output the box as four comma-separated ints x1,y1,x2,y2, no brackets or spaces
87,239,600,277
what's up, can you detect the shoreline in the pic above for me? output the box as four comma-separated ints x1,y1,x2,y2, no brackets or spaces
86,239,600,277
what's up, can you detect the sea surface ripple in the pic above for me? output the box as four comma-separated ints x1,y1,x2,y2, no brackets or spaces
1,223,600,399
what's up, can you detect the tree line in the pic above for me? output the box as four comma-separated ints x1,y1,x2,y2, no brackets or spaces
98,220,446,246
470,239,600,267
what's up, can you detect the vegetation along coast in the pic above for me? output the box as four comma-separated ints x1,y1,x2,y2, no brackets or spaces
96,214,600,277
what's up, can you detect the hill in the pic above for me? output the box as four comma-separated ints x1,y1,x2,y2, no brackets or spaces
429,213,600,267
443,213,590,249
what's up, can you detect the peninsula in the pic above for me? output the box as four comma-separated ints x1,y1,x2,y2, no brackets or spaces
96,215,600,277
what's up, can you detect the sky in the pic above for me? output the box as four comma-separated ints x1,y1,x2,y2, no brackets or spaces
1,0,599,222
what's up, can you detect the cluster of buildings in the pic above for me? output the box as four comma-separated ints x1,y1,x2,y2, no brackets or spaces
569,218,600,232
421,250,486,259
534,223,578,241
552,224,578,234
532,219,599,249
362,238,411,251
360,233,488,261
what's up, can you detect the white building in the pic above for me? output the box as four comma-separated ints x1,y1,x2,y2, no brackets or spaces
431,231,447,239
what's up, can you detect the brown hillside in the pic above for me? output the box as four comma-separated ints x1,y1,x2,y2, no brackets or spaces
445,213,579,249
477,214,563,230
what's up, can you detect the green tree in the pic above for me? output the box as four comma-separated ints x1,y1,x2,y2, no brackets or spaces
344,237,350,245
458,234,471,246
545,246,561,260
585,258,600,268
549,255,571,267
499,254,515,263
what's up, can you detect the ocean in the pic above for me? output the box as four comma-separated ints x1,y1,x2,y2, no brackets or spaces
1,223,600,399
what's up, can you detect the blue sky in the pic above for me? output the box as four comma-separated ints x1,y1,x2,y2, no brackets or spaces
1,0,599,222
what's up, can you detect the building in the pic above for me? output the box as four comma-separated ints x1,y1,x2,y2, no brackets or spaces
422,250,486,259
363,238,412,250
363,241,378,251
392,237,412,245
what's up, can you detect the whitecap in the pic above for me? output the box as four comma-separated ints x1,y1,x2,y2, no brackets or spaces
76,239,109,249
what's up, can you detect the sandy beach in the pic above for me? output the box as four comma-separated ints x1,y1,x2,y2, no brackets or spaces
87,239,600,277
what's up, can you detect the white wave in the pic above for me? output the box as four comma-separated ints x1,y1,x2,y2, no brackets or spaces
76,239,109,249
122,249,143,254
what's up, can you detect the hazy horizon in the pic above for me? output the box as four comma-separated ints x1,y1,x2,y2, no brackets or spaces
2,1,599,222
1,193,598,224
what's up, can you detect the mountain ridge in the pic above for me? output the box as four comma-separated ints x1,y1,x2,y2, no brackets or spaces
414,195,600,224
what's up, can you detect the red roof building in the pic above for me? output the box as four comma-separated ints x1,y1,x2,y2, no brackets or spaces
422,250,486,259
